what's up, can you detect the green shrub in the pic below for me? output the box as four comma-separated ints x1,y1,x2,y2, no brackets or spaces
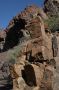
45,15,59,32
8,44,23,65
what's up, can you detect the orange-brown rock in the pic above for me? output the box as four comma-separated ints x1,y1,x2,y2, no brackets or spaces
25,17,53,61
0,4,56,90
7,5,48,30
10,63,45,90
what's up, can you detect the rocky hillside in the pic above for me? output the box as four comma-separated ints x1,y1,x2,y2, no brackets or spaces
0,1,59,90
44,0,59,16
0,5,48,51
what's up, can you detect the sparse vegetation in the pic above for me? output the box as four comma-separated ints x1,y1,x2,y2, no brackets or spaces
8,44,23,65
45,15,59,32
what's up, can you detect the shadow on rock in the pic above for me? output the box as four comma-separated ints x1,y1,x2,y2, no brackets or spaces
22,64,37,86
0,84,13,90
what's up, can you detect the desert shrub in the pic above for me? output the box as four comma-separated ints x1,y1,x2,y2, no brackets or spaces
8,44,23,65
45,15,59,32
7,32,30,65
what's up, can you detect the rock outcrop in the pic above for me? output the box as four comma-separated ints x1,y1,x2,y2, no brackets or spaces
0,4,58,90
44,0,59,16
2,5,48,51
6,5,56,90
0,30,6,51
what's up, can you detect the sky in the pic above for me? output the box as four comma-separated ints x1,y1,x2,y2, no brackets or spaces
0,0,44,28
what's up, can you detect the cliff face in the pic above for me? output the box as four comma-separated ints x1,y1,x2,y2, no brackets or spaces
0,4,58,90
5,5,56,90
2,5,48,51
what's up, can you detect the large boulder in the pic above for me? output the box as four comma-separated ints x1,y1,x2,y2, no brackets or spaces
25,17,53,61
9,63,44,90
9,60,54,90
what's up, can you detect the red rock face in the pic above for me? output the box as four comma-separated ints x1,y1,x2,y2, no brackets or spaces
7,5,38,28
7,5,47,29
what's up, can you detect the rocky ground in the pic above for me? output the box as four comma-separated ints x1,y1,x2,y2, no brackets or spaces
0,36,59,90
0,51,13,90
53,36,59,90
